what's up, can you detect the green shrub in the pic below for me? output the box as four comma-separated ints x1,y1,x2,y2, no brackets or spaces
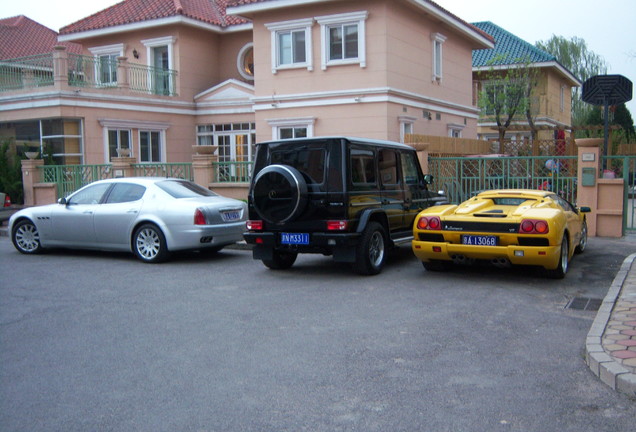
0,139,24,204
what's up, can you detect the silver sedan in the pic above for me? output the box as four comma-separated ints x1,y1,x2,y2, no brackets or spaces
8,177,248,263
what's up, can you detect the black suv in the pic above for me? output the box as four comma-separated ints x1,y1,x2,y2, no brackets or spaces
243,137,445,275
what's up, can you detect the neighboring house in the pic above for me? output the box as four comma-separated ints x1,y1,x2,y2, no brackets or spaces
471,21,580,145
0,0,493,170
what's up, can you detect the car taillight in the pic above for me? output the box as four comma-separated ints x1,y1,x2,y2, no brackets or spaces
519,219,549,234
326,220,348,231
417,216,441,230
194,208,206,225
3,195,10,208
247,220,263,231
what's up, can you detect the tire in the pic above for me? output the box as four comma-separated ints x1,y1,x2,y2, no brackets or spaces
423,260,452,272
546,235,569,279
575,220,587,254
133,224,169,263
12,219,43,254
354,222,387,276
252,164,308,224
262,250,298,270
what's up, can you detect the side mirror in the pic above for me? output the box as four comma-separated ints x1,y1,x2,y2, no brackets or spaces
422,174,433,185
58,197,67,205
579,206,591,213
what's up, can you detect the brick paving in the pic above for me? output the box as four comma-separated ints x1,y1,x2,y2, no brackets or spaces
586,253,636,397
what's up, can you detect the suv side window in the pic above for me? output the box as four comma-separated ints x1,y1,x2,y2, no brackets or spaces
379,149,399,187
401,152,421,185
350,147,377,189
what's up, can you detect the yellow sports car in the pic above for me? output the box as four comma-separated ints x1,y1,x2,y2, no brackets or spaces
412,190,590,278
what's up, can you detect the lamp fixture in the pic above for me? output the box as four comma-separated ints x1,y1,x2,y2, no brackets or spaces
133,49,139,59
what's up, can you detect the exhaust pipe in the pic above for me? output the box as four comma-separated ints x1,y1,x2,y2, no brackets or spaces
491,257,511,268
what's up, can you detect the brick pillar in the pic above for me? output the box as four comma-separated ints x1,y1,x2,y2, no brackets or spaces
21,159,44,206
192,155,218,188
117,56,130,90
111,157,136,178
53,46,69,91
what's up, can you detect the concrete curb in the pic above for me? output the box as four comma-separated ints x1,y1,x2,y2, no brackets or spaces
585,253,636,397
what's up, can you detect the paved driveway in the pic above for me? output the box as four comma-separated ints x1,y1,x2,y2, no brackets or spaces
1,236,635,431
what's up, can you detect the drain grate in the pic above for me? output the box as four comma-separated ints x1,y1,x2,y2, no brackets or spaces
565,297,603,311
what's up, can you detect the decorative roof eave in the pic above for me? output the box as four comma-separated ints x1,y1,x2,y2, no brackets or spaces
473,61,581,87
58,15,252,42
228,0,494,50
404,0,494,49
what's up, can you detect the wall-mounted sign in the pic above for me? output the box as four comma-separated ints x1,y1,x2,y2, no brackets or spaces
582,153,596,162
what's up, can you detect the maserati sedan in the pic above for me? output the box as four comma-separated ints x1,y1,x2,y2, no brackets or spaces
9,178,247,263
412,189,590,278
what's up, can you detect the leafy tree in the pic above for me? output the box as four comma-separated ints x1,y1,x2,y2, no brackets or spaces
0,139,24,204
477,55,539,148
535,35,608,126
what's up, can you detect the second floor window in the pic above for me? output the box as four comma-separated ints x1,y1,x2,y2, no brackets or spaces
278,30,306,65
431,33,446,82
266,18,314,73
317,11,367,70
99,54,118,85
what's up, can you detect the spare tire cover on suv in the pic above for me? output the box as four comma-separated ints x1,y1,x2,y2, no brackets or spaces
252,164,308,224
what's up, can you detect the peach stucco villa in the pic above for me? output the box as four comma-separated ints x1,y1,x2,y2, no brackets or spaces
1,0,494,167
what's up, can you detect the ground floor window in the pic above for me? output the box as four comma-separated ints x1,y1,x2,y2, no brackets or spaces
139,130,161,162
267,117,315,140
196,123,256,181
108,129,131,160
0,118,84,164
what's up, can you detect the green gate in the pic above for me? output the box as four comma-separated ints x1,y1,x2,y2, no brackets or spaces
428,155,578,204
603,156,636,232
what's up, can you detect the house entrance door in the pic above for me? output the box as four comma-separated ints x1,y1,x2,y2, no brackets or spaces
216,133,251,182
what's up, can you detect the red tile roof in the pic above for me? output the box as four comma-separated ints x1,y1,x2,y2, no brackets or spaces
60,0,254,35
0,15,82,59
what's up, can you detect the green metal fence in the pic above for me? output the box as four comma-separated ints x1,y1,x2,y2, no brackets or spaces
128,63,177,96
131,163,193,180
0,54,54,91
40,164,115,198
213,161,253,183
428,155,578,204
602,155,636,232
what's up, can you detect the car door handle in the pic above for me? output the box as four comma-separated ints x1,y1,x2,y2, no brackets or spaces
83,210,93,215
127,209,138,214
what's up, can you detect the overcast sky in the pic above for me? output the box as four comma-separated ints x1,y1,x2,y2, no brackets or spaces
2,0,634,114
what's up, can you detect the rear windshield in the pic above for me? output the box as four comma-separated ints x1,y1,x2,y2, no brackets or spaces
270,147,326,184
491,198,535,206
156,180,217,198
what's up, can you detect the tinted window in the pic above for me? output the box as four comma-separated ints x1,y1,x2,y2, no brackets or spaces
271,148,325,183
350,147,376,187
105,183,146,204
68,183,111,205
156,180,217,198
378,149,399,186
401,152,420,185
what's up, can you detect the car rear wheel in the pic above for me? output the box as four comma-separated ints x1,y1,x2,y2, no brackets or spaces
355,222,387,275
546,235,569,279
262,250,298,270
575,220,587,254
252,164,308,224
133,224,169,263
12,219,43,254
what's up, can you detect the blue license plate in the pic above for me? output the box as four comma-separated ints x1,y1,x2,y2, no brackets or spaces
281,233,310,245
462,235,497,246
221,210,241,222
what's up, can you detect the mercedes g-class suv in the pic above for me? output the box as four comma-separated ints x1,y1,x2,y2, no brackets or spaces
243,137,445,275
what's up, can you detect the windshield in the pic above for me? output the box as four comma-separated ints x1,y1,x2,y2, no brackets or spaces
156,180,217,198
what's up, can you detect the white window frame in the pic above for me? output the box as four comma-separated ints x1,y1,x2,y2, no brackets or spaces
237,43,255,81
447,123,465,138
89,43,124,86
267,117,316,140
138,130,165,163
99,119,169,163
316,11,367,70
399,116,416,144
141,36,176,95
431,32,446,82
265,18,314,74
